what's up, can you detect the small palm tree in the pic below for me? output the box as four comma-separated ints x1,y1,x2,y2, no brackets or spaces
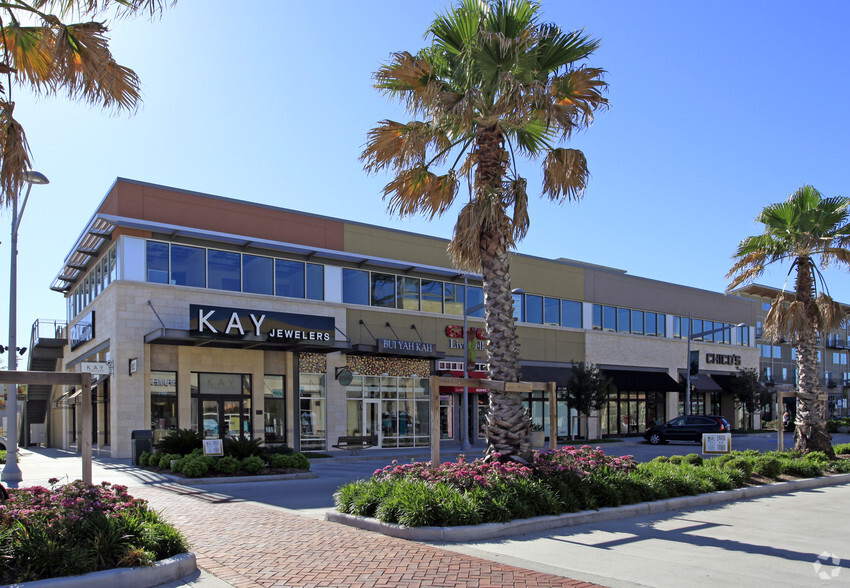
361,0,607,461
727,185,850,456
0,0,173,204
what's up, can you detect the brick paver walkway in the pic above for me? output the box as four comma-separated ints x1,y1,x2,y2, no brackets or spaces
131,484,605,588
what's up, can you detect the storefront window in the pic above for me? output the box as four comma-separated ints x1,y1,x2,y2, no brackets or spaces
207,249,241,292
631,310,644,335
421,280,443,313
170,244,205,287
445,283,464,316
146,241,169,284
525,295,543,324
467,286,484,318
440,394,452,439
561,300,582,328
371,273,396,307
263,375,286,444
243,254,274,295
306,263,324,300
150,371,177,444
342,268,369,305
299,374,326,450
398,277,420,311
276,259,305,298
544,297,560,325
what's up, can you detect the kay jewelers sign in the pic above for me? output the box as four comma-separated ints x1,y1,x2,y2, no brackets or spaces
189,304,334,344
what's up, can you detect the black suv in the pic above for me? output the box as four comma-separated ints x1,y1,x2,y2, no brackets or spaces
643,415,731,445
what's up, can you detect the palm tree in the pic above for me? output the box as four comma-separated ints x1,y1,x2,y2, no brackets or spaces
0,0,173,204
361,0,608,461
727,185,850,456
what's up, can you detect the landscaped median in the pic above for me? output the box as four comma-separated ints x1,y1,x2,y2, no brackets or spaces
329,443,850,541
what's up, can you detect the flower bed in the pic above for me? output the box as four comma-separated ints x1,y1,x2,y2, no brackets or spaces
335,444,850,528
0,480,189,584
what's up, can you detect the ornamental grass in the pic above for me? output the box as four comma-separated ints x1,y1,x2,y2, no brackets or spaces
0,480,188,584
335,444,850,527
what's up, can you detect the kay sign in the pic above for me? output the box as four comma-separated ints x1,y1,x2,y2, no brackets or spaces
80,361,111,376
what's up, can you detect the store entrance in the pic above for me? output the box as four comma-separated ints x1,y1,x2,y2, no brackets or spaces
201,397,250,440
363,399,381,443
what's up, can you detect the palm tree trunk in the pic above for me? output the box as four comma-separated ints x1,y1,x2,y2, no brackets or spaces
474,125,530,462
793,259,835,457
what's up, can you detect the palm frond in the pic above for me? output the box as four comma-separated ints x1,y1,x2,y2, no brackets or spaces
509,177,528,241
541,147,587,202
0,100,32,206
361,120,451,174
382,165,458,220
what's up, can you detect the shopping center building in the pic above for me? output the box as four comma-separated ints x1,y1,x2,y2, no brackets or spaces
26,178,761,458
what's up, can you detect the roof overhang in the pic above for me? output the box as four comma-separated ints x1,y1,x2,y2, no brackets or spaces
52,213,480,293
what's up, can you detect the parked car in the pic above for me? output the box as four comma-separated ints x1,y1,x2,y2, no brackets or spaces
643,415,731,445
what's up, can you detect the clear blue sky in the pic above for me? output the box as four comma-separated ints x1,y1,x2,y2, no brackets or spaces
2,0,849,355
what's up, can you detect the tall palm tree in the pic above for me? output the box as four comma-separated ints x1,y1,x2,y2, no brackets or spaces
361,0,608,461
0,0,173,204
727,185,850,456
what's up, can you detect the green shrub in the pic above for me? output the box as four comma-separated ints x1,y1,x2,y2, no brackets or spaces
781,459,823,478
223,437,264,459
180,454,211,478
828,460,850,473
215,456,241,475
155,453,181,469
833,443,850,455
241,455,266,474
154,428,202,455
723,456,754,478
263,444,295,457
171,458,184,473
138,451,152,466
269,452,310,470
753,456,782,479
668,455,684,465
651,455,669,463
804,451,830,463
683,453,704,466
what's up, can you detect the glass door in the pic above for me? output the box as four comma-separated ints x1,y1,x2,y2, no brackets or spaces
202,400,220,440
363,399,381,443
201,398,251,440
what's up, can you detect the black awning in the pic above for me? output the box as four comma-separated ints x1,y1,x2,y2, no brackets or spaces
144,328,352,354
678,370,725,393
520,365,574,387
709,373,737,394
600,369,681,392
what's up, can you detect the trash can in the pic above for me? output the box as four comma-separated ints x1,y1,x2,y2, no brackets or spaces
131,429,153,465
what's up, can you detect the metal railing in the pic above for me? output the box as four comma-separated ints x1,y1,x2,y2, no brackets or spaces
30,319,67,345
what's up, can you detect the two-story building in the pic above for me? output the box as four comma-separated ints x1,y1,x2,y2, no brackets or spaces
27,178,760,457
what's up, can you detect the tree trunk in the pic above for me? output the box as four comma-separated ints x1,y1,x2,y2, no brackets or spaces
474,125,530,462
793,258,835,457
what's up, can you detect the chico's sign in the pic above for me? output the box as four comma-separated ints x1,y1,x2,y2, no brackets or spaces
190,304,334,344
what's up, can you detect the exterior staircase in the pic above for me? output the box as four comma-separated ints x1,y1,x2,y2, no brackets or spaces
23,320,66,446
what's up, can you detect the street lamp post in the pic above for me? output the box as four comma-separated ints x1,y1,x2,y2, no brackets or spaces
2,170,49,486
684,317,747,416
460,278,472,451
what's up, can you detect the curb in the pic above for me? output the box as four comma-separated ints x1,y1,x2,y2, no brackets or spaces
159,471,318,486
12,552,197,588
326,472,850,542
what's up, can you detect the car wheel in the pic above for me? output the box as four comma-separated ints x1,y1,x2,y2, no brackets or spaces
648,433,664,445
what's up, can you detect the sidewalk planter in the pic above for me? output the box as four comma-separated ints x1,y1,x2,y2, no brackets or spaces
15,553,197,588
327,473,850,542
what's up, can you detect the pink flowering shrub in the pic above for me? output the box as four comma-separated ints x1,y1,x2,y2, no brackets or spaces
0,480,188,583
